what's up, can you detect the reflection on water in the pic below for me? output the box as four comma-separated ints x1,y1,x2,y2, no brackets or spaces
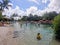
12,22,54,45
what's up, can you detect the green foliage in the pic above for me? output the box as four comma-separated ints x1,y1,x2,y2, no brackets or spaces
0,11,3,20
21,11,58,21
12,14,18,17
53,14,60,41
21,16,28,21
0,0,10,21
21,14,42,21
42,11,58,20
0,0,10,10
53,14,60,31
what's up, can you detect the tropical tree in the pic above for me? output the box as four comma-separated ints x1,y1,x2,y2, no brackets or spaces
21,16,28,21
0,0,10,21
42,11,58,20
0,0,10,11
21,14,42,21
53,14,60,41
0,11,3,20
27,14,34,21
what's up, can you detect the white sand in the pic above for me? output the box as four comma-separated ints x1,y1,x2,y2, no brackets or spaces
0,27,16,45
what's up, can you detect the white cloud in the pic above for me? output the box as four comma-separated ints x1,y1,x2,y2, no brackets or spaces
28,0,39,4
2,5,25,17
27,0,60,15
42,0,48,3
8,3,13,6
2,0,60,17
26,6,38,16
2,7,14,17
26,6,46,16
13,6,25,16
44,0,60,13
3,6,43,17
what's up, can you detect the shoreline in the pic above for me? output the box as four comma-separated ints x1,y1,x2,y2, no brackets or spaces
0,24,60,45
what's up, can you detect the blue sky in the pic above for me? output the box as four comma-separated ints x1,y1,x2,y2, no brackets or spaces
10,0,50,10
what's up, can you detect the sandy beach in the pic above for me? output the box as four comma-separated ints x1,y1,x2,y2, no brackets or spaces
0,26,27,45
0,26,17,45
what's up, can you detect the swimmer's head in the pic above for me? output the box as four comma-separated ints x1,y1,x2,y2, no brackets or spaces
38,33,40,35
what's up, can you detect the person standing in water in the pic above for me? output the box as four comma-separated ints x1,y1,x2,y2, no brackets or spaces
37,33,41,40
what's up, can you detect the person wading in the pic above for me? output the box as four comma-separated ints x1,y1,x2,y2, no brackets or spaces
37,33,41,40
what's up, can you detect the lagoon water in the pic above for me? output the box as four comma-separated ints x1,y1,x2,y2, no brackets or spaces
12,22,54,45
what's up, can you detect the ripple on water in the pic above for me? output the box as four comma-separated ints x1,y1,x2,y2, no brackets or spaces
13,22,54,45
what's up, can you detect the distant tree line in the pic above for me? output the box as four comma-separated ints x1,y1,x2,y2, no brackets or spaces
21,14,42,21
21,11,58,21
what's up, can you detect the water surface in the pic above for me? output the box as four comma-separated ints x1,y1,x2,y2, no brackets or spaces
12,22,54,45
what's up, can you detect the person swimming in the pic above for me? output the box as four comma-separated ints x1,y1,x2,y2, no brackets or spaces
37,33,41,40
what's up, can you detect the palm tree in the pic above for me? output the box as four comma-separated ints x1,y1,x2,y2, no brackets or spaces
0,0,10,11
0,0,10,21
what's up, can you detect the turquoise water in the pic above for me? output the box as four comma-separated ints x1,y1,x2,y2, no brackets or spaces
13,22,54,45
